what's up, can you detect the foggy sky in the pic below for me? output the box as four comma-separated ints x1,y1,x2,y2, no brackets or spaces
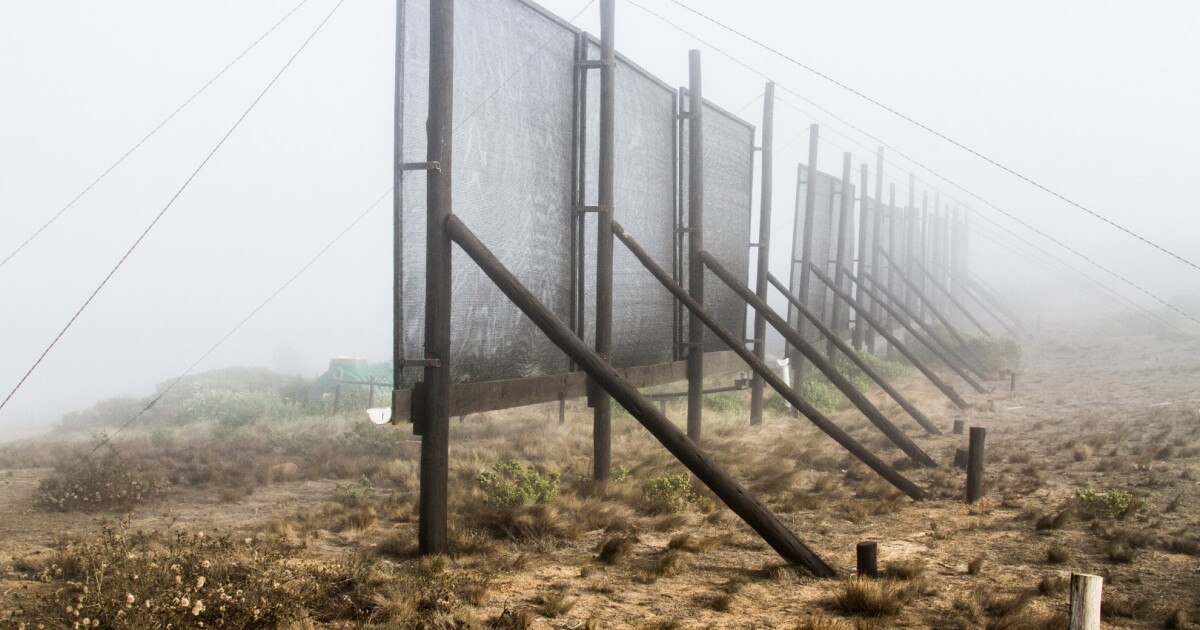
2,0,1198,427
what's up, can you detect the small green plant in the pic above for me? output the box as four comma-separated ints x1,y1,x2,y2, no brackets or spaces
334,474,376,504
611,465,631,482
801,379,846,415
641,474,702,514
477,460,559,509
1076,488,1145,519
704,392,746,414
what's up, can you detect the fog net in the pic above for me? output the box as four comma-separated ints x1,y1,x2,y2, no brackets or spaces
680,99,756,352
400,0,577,382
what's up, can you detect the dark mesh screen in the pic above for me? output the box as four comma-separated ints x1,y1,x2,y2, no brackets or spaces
679,100,755,351
400,0,576,382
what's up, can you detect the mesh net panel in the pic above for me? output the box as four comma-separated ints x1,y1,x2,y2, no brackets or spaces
787,167,838,344
401,0,577,382
582,52,678,368
680,100,755,352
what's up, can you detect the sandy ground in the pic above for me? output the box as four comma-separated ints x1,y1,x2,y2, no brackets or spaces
1,317,1198,628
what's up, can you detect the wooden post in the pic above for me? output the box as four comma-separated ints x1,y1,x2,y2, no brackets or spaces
869,147,884,352
829,152,853,361
446,214,837,576
592,0,616,481
686,49,704,443
1069,573,1103,630
852,163,870,351
1010,372,1016,392
856,542,878,578
703,252,938,465
766,273,942,435
418,0,453,556
885,183,899,360
793,125,820,381
333,380,341,414
966,426,985,503
613,223,928,500
952,419,964,435
368,375,376,408
953,448,968,469
807,266,970,410
749,82,775,427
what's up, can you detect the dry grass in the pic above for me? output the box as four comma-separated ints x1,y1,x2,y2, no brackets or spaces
830,578,920,616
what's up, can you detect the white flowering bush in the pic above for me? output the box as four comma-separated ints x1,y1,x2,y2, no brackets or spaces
34,444,169,512
11,519,373,628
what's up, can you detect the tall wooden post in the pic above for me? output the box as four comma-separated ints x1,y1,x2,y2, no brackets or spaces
870,147,885,352
905,174,918,316
885,183,898,360
966,426,986,504
686,50,704,443
829,152,853,361
592,0,616,480
418,0,454,556
794,125,820,381
852,164,870,351
749,82,774,426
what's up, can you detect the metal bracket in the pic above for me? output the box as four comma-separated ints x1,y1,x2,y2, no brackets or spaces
744,338,764,345
577,59,606,70
402,358,442,368
575,205,602,214
676,227,695,234
676,112,693,120
748,242,762,248
401,162,442,172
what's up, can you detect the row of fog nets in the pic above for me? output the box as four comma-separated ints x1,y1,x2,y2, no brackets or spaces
786,167,855,347
399,0,754,383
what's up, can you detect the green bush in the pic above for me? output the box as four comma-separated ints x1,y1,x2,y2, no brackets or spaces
704,392,747,414
801,379,846,415
1076,488,1145,519
477,460,560,508
641,474,702,514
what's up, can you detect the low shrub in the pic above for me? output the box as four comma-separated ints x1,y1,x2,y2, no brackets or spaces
1076,488,1144,519
477,460,560,509
34,444,170,512
640,475,702,514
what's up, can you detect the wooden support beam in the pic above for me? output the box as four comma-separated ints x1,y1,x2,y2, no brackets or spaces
876,249,992,379
614,221,929,500
703,252,939,464
766,272,942,435
810,266,971,409
857,270,989,395
390,351,745,422
911,258,992,338
447,213,837,576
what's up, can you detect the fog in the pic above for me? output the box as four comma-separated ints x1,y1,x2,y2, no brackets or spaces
2,0,1198,428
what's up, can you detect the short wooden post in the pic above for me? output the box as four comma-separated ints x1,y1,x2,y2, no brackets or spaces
952,419,964,435
333,381,342,414
368,376,377,408
1069,573,1102,630
1009,372,1016,392
953,448,968,469
558,396,566,425
966,427,986,503
856,542,878,578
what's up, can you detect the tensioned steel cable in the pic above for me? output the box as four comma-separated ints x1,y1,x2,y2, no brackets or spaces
81,187,392,459
0,0,313,272
658,0,1200,276
49,0,600,452
0,0,348,415
623,0,1200,332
